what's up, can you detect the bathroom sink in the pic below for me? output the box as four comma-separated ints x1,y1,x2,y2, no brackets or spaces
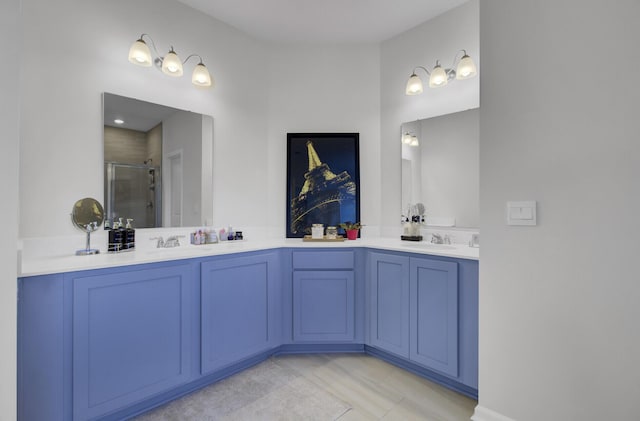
401,243,457,250
144,247,201,256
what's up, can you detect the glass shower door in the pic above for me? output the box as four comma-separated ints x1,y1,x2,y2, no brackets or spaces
106,163,160,228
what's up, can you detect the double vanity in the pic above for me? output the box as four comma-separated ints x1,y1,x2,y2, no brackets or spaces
18,238,478,421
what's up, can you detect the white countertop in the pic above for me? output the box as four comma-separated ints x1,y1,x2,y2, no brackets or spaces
19,237,478,278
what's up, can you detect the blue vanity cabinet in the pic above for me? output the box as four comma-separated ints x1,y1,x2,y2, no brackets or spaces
368,252,410,358
18,245,477,420
18,274,67,421
291,250,357,342
409,257,459,377
70,261,196,421
200,251,281,374
367,251,478,395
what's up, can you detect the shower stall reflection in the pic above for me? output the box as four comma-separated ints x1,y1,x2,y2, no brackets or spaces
105,162,161,228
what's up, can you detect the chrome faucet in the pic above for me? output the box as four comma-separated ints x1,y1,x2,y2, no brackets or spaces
150,236,165,248
164,236,182,248
431,233,444,244
150,235,184,248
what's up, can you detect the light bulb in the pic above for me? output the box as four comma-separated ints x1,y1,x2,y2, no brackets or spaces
410,136,419,147
405,73,423,95
456,54,477,80
161,48,183,77
128,38,152,67
192,62,213,88
402,132,413,144
429,63,448,88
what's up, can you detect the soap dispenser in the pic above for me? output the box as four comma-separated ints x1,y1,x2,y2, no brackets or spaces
108,219,122,252
124,219,135,250
117,218,126,250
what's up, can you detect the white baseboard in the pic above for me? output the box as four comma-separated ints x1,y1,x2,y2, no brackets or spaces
471,405,516,421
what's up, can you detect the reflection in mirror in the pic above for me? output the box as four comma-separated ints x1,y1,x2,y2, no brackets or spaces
401,108,479,228
103,93,213,228
71,197,104,255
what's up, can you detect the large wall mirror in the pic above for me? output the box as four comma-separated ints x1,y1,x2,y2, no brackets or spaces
103,93,213,228
401,108,479,229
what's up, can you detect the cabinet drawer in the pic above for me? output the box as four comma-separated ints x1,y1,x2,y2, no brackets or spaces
292,250,354,269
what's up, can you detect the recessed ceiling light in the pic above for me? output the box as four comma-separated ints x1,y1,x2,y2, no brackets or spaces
114,119,124,125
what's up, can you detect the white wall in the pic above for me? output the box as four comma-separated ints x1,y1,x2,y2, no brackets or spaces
0,0,19,418
477,1,640,420
19,0,269,238
19,0,478,239
266,44,381,236
380,0,479,233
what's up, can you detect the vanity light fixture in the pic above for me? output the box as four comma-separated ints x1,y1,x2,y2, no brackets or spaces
401,132,419,147
405,49,477,95
128,34,213,88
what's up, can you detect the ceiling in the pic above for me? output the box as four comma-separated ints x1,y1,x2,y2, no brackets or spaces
176,0,470,44
103,93,181,132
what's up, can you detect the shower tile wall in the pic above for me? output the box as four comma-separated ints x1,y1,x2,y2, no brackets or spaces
104,125,163,227
104,126,148,164
146,124,162,166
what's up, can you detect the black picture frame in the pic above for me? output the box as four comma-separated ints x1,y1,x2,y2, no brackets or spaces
286,133,360,238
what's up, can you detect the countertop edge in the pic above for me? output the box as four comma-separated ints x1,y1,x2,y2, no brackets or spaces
19,238,479,278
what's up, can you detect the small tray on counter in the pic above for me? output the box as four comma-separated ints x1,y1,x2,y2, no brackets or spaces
302,235,345,242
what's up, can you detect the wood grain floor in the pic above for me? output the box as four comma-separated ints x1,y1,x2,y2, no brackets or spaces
134,353,477,420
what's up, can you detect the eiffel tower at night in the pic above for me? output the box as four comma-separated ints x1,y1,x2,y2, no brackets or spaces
290,140,356,235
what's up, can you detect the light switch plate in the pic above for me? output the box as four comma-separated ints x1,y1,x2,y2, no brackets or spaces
507,201,537,226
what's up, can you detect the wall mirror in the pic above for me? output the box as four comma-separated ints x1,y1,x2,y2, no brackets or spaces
401,108,479,229
103,93,213,228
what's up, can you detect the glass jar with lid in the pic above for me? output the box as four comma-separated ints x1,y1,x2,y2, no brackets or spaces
311,224,324,239
326,226,338,239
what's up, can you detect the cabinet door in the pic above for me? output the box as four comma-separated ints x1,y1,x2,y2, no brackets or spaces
410,257,459,377
201,252,280,374
18,274,67,421
369,253,410,358
293,270,355,342
72,263,194,421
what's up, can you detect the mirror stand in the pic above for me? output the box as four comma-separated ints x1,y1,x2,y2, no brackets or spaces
77,225,100,255
72,197,105,256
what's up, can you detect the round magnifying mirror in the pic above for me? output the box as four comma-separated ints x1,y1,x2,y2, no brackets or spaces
71,197,104,255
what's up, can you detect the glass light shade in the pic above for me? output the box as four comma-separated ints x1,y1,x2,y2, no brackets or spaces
456,54,477,80
128,39,152,67
192,63,213,87
402,132,413,144
429,64,448,87
405,74,423,95
410,136,419,147
161,49,183,77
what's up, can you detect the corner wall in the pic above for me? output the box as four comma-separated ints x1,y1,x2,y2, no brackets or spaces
0,0,20,418
477,1,640,419
266,44,381,236
380,0,479,233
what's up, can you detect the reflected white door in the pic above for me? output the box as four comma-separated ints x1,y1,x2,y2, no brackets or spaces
165,151,183,227
402,159,413,210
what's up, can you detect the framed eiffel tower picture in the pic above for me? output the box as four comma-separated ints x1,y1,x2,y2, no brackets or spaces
286,133,361,238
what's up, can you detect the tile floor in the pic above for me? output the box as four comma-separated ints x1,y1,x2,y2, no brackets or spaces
133,353,477,420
